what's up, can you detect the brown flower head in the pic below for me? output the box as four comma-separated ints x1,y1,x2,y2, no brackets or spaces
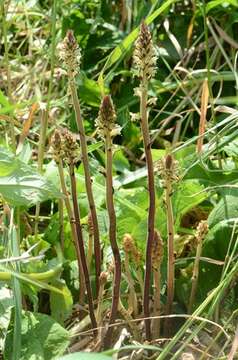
152,230,164,269
133,21,157,81
61,129,79,165
123,234,135,253
58,30,81,77
96,95,121,138
196,220,208,243
51,130,63,162
157,154,180,186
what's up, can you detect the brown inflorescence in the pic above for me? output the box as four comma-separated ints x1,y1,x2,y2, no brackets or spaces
58,30,81,77
51,130,63,163
133,21,157,81
151,230,164,270
157,153,180,187
96,95,121,139
61,128,79,165
123,233,135,253
196,220,208,243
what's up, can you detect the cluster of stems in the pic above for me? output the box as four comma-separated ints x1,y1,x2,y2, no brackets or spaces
51,129,97,333
133,21,157,340
59,30,101,296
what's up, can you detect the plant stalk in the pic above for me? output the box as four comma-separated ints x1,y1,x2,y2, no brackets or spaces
69,80,101,296
164,179,175,336
103,132,121,348
152,267,161,338
57,159,85,304
69,162,97,333
140,81,156,341
124,250,138,315
188,237,203,314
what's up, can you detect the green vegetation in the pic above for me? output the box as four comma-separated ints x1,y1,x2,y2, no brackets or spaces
1,0,238,359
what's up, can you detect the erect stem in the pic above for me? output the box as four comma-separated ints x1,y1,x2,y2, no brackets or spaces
69,162,97,333
57,159,85,304
69,79,101,296
118,299,140,340
58,198,64,251
164,179,175,336
188,237,203,314
140,80,156,341
87,214,93,270
103,132,121,348
188,221,208,315
124,250,138,315
152,267,161,339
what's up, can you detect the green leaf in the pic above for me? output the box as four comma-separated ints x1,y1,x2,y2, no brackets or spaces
59,353,112,360
173,180,207,228
0,286,14,347
208,194,238,228
4,311,69,360
0,147,61,206
77,72,107,107
50,280,73,325
206,0,238,13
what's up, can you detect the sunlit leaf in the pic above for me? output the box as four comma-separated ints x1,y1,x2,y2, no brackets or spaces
0,147,61,206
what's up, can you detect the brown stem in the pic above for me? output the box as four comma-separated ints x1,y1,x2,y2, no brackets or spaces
57,159,85,304
103,132,121,348
118,299,140,341
124,251,138,315
152,267,161,338
188,237,203,314
164,180,175,336
87,232,93,270
69,162,97,333
140,82,156,341
58,198,64,252
70,79,101,296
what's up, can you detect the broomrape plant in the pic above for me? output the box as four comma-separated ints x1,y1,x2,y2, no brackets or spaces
133,21,157,341
1,2,238,358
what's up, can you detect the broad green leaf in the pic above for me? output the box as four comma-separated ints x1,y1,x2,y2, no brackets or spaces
0,147,61,206
0,287,14,350
59,353,112,360
4,311,69,360
0,89,10,108
224,138,238,157
50,280,73,325
208,195,238,228
173,180,207,227
77,72,107,107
